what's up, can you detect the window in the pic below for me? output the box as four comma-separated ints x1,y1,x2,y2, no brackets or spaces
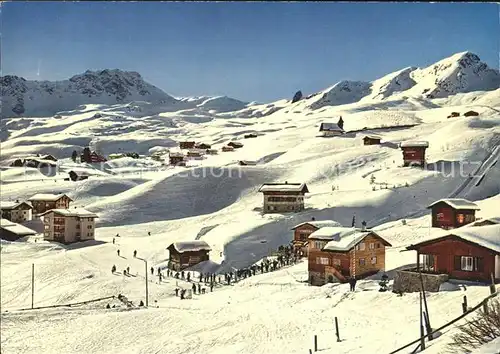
87,225,93,229
371,256,377,264
369,243,375,250
420,254,435,271
455,256,482,272
316,257,329,265
465,214,475,223
355,243,366,251
359,258,366,266
457,214,465,224
314,241,324,249
375,242,381,249
437,212,445,221
332,258,341,266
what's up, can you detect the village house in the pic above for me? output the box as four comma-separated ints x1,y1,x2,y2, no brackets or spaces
169,152,185,166
167,240,211,271
222,146,235,152
404,225,500,284
0,218,37,241
447,112,460,118
28,193,73,215
258,182,309,213
179,141,196,149
244,133,258,139
228,141,244,149
464,110,479,117
363,135,382,145
195,143,211,150
68,170,90,182
89,151,107,163
319,122,344,137
308,226,392,286
290,217,341,257
41,208,98,244
399,141,429,167
0,201,33,223
187,150,204,159
206,149,218,155
428,198,480,229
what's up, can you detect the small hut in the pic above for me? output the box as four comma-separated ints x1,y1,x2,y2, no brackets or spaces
180,141,196,149
228,141,244,149
68,170,90,182
169,152,185,166
222,146,235,152
206,149,218,155
464,110,479,117
195,143,211,149
363,135,381,145
447,112,460,118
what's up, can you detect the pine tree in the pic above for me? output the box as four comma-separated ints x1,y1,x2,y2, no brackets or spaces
379,274,389,292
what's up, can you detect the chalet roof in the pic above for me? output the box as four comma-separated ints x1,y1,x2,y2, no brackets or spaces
320,229,392,252
168,240,211,253
0,201,33,210
40,208,98,218
464,217,500,228
291,220,341,230
319,123,344,132
427,198,480,210
28,193,73,202
363,135,381,140
406,225,500,254
169,152,184,158
258,183,309,193
308,227,357,240
399,141,429,148
0,218,37,236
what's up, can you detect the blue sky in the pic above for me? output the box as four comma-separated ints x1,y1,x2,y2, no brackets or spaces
2,2,498,102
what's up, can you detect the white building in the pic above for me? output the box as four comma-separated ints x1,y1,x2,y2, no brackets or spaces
258,182,309,213
40,208,98,244
319,123,344,137
0,201,33,224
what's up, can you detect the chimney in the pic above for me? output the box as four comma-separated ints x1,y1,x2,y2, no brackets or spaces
361,220,367,231
15,199,19,203
311,217,316,221
285,181,288,184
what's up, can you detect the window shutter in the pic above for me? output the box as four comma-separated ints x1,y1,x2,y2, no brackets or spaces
454,256,461,270
476,257,483,272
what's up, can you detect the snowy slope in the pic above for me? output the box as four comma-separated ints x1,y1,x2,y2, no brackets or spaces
1,50,500,354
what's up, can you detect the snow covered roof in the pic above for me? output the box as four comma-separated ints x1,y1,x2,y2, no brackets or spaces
169,152,184,157
40,208,98,218
0,201,32,210
291,220,341,230
363,135,381,140
427,198,480,210
0,218,37,236
308,227,357,240
259,183,309,193
28,193,73,202
319,123,344,132
168,240,211,253
407,225,500,254
399,141,429,148
322,229,392,252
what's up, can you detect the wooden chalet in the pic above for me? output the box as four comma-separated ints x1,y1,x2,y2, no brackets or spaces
206,149,218,155
179,141,196,149
0,218,37,241
228,141,244,149
427,198,480,230
195,143,211,150
0,201,33,224
187,150,203,159
290,217,341,257
464,110,479,117
167,240,211,271
68,170,90,182
28,193,72,215
447,112,460,118
399,141,429,167
405,225,500,283
41,208,98,244
258,182,309,213
319,122,344,137
24,157,58,169
169,152,185,166
363,135,381,145
9,159,24,167
308,226,392,286
222,146,235,152
244,133,258,139
89,151,107,163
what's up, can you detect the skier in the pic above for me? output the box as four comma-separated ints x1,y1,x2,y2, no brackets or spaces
116,233,119,237
210,283,214,292
199,273,203,282
197,283,201,294
139,300,144,307
181,271,185,280
112,238,115,245
117,249,120,257
133,250,137,258
187,272,191,282
157,267,161,275
175,288,179,297
127,266,130,274
150,267,154,275
148,231,151,236
192,283,197,295
111,265,116,273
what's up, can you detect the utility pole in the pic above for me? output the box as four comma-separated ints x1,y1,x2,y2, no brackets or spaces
419,290,425,350
31,263,35,309
144,260,149,307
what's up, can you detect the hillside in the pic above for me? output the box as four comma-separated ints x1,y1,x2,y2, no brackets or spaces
1,51,500,354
